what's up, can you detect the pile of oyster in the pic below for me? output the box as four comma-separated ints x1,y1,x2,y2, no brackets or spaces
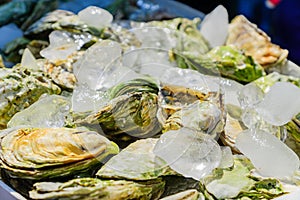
1,4,300,200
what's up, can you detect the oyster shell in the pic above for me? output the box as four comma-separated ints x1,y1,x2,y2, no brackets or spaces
29,177,165,200
200,155,286,199
76,77,224,142
160,189,202,200
226,15,289,69
0,127,119,180
97,138,177,181
0,67,61,129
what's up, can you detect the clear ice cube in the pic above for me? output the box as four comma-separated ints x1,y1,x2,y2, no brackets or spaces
78,6,113,29
154,128,222,180
235,129,300,178
8,95,71,128
40,31,77,61
21,48,39,70
200,5,228,47
71,83,108,113
73,40,122,90
255,82,300,126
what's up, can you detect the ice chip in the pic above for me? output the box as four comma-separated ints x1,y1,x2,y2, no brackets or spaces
273,189,300,200
160,68,220,93
200,5,228,47
40,31,77,61
238,83,264,108
21,48,39,71
71,84,108,113
181,101,223,138
78,6,113,29
73,40,122,90
131,27,175,49
255,82,300,126
8,95,71,128
218,146,234,168
154,128,222,180
235,129,300,178
221,78,243,107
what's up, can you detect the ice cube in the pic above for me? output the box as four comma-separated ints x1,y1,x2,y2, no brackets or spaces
235,129,300,178
160,68,220,93
221,78,243,107
180,101,223,138
131,27,176,49
71,84,108,113
78,6,113,29
238,83,264,109
121,48,176,79
40,31,77,61
273,189,300,200
73,40,122,90
200,5,228,47
255,82,300,126
154,128,222,180
218,146,234,169
21,48,39,71
8,95,71,128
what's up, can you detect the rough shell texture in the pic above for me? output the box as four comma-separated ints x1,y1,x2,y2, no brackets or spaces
29,177,165,200
226,15,288,69
0,67,61,129
0,127,118,180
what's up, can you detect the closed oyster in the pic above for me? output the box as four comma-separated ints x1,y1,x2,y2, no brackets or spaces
226,15,288,69
0,127,119,180
29,177,165,200
77,78,161,143
160,189,202,200
97,138,177,181
200,155,286,199
77,77,223,142
174,45,265,83
0,67,61,129
96,138,197,198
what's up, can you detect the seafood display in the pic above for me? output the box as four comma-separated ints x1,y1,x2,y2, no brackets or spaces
0,2,300,200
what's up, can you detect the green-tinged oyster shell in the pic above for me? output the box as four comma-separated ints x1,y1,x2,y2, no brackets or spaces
200,155,286,199
80,91,161,142
145,17,210,54
75,78,161,142
29,177,165,200
174,45,265,83
76,77,223,142
160,189,202,200
0,127,119,180
0,67,61,129
97,138,177,181
24,9,100,39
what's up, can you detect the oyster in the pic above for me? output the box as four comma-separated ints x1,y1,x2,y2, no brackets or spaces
226,15,289,69
199,155,286,199
0,127,119,180
0,67,61,129
77,78,161,142
97,138,177,181
29,177,165,200
180,45,266,83
76,77,223,142
160,189,202,200
97,138,198,198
